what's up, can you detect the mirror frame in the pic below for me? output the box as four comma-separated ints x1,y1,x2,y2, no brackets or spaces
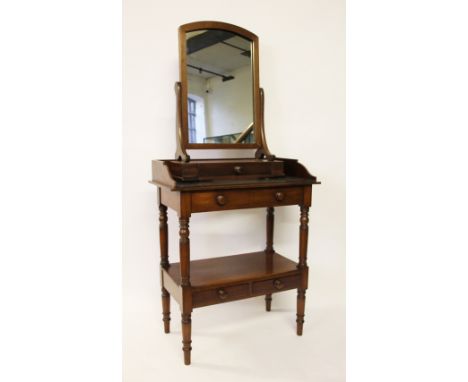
178,21,261,151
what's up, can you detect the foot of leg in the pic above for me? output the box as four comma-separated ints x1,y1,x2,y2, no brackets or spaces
296,289,306,335
265,294,272,311
181,313,192,365
161,288,170,333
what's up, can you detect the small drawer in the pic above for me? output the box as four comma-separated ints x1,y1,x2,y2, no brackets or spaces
193,283,250,308
166,160,284,181
252,275,301,295
252,187,304,206
191,187,304,213
196,161,284,179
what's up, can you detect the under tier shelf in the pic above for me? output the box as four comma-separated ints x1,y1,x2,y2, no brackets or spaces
165,251,300,290
162,251,302,308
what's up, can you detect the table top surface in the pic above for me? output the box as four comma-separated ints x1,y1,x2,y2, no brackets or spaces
151,176,316,191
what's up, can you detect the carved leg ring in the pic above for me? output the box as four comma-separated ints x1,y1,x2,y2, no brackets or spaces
296,289,306,335
181,313,192,365
161,287,170,333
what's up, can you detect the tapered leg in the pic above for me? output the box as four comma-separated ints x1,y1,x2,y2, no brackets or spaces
181,312,192,365
265,294,272,311
296,289,306,335
161,287,170,333
297,206,309,335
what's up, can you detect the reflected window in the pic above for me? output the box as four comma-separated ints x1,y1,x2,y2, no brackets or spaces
188,97,197,143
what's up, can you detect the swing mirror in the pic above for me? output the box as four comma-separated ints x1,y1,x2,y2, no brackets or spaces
178,21,261,149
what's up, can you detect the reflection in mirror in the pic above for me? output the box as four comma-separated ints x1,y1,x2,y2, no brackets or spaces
186,29,254,144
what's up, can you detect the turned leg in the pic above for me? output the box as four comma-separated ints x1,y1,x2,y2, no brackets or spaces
266,207,274,253
161,287,170,333
179,213,192,365
297,206,309,335
296,290,306,335
158,199,170,333
159,203,169,268
265,207,274,311
181,312,192,365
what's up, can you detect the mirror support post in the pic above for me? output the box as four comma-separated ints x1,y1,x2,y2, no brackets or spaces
255,88,275,160
174,82,190,162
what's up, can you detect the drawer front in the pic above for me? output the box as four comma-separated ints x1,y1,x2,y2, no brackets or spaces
191,187,304,213
193,284,250,308
167,161,285,181
197,161,284,179
252,275,301,295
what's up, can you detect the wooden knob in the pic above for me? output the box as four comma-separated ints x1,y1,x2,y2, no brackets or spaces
275,192,285,201
233,166,243,175
273,279,284,290
216,195,226,206
217,288,228,299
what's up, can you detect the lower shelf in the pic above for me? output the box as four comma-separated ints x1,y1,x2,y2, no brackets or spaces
162,251,303,308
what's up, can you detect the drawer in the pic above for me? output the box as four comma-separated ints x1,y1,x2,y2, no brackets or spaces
191,187,304,213
252,275,301,295
167,160,285,181
192,283,250,308
196,161,284,179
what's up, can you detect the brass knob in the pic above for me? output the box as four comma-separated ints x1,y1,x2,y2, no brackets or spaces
216,195,226,206
233,166,243,175
273,279,284,290
275,192,285,202
217,288,228,299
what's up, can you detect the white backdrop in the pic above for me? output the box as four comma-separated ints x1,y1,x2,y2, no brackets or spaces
123,0,345,381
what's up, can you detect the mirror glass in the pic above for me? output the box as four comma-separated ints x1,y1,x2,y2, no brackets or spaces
186,29,254,144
